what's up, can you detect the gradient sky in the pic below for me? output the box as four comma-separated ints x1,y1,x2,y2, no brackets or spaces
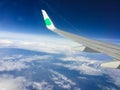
0,0,120,39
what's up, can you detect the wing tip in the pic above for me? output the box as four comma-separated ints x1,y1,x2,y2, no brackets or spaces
41,9,46,14
41,9,56,31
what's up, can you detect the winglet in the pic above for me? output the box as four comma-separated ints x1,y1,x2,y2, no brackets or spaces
41,10,56,31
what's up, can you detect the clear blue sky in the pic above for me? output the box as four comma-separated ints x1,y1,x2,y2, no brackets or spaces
0,0,120,39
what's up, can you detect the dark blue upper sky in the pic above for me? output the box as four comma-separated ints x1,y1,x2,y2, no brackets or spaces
0,0,120,39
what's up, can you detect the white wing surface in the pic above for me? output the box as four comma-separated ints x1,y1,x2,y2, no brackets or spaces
41,10,120,69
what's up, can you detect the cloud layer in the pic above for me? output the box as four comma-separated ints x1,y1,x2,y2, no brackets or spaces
54,55,120,87
0,33,120,90
50,70,76,89
0,75,27,90
0,54,53,72
0,74,53,90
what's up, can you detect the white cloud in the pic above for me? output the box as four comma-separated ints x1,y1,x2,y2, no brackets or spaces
0,55,28,71
0,74,53,90
0,32,120,89
54,63,102,76
0,55,52,72
0,60,28,71
98,85,117,90
20,55,52,62
49,70,76,89
0,75,28,90
74,87,81,90
0,40,13,44
0,39,74,54
0,31,79,54
55,55,120,87
55,56,103,76
32,81,53,90
60,56,97,63
0,39,13,47
1,55,23,60
78,76,87,80
105,69,120,87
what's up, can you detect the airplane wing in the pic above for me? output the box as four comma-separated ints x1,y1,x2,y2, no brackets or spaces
41,10,120,69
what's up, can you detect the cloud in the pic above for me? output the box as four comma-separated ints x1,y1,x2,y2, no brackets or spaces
0,74,53,90
0,32,120,89
98,85,117,90
0,39,73,54
54,63,102,76
105,69,120,87
78,76,87,80
59,56,97,63
1,55,23,60
74,87,81,90
54,56,103,75
20,55,52,62
0,55,52,72
0,75,28,90
54,55,120,87
0,60,28,71
32,81,53,90
0,55,28,71
0,39,13,47
0,31,79,54
49,70,76,89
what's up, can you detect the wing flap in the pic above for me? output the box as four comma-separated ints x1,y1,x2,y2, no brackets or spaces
101,60,120,69
72,46,100,53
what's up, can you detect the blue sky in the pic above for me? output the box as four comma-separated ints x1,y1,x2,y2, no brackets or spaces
0,0,120,39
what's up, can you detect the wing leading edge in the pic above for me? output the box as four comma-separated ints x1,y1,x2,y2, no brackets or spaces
41,10,120,69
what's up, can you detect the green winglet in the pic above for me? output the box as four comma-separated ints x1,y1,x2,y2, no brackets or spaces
45,18,52,26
